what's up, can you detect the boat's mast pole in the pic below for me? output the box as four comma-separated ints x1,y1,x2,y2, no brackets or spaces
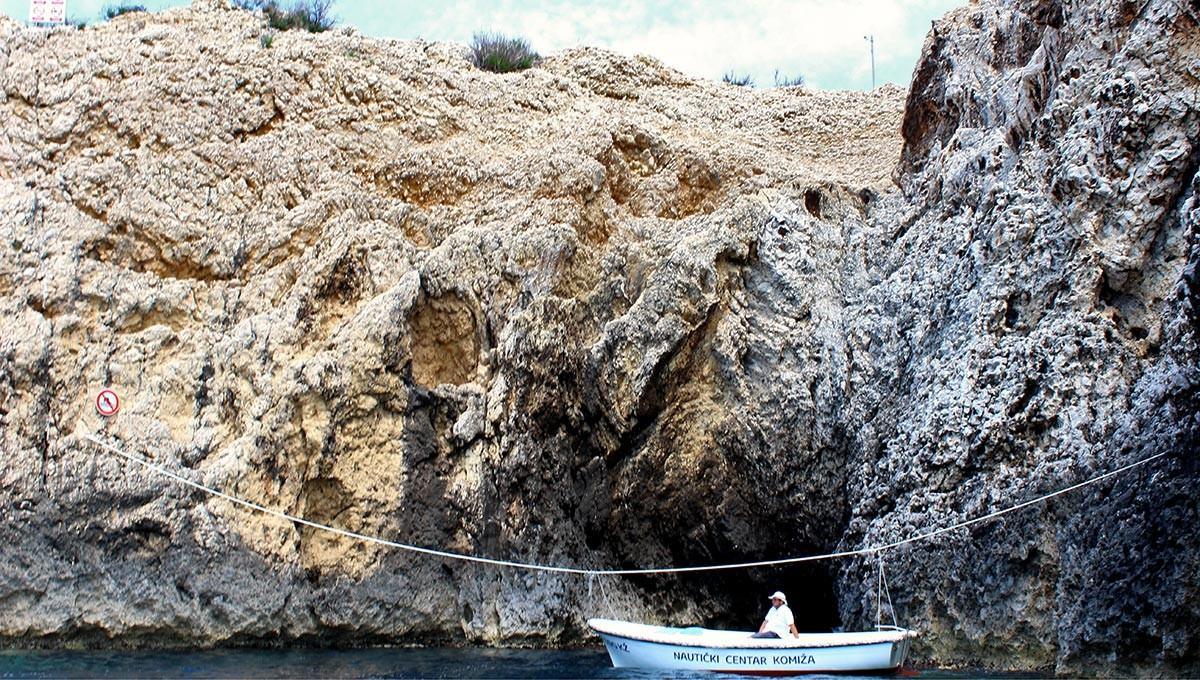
876,555,883,627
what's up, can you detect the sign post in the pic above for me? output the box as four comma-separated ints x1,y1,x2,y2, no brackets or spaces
29,0,67,25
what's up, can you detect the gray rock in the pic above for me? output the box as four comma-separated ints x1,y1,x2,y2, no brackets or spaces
0,0,1196,674
839,0,1200,673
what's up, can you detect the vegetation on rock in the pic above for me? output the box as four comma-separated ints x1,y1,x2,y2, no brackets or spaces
721,71,754,86
773,70,805,88
102,3,146,19
236,0,336,33
470,32,539,72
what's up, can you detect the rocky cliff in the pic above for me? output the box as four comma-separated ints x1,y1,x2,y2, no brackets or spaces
0,0,1196,675
837,0,1200,674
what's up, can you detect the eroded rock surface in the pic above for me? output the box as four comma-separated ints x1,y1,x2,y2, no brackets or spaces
838,0,1200,674
0,0,902,651
0,0,1196,674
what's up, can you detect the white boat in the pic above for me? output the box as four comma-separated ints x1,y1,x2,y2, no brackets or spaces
588,617,917,675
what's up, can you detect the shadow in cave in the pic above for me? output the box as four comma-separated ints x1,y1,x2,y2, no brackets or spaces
628,562,842,633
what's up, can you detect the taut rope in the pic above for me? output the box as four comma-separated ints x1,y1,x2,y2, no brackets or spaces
85,433,1168,576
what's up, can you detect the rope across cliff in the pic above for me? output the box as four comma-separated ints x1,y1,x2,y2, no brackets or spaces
83,432,1169,576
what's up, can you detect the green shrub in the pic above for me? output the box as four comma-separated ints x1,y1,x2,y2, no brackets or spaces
67,16,88,29
722,71,754,87
471,32,539,73
102,4,146,19
260,32,274,48
774,70,805,88
236,0,336,33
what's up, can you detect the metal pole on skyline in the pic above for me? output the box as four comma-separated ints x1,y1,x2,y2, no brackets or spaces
866,34,876,89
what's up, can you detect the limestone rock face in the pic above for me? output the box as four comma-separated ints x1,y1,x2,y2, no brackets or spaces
0,0,1196,674
0,0,901,650
838,0,1200,674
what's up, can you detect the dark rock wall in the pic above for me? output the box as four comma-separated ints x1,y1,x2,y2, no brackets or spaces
840,0,1200,673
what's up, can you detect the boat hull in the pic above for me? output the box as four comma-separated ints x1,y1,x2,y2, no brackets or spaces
589,618,914,675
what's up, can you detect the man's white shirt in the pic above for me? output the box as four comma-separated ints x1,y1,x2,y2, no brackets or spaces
764,604,794,638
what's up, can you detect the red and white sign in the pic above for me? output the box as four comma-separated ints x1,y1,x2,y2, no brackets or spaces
29,0,67,24
95,389,120,417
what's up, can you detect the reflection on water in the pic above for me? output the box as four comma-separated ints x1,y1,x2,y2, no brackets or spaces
0,647,1036,679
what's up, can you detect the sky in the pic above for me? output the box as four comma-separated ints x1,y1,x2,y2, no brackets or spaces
3,0,964,90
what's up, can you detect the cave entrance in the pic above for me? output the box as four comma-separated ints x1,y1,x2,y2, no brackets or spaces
661,562,842,633
720,564,841,632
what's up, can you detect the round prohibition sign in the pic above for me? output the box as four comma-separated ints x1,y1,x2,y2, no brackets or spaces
95,389,121,417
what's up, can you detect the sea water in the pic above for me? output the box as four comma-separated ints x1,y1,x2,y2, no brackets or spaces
0,647,1033,679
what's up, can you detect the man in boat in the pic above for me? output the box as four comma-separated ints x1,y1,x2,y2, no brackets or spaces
752,591,799,638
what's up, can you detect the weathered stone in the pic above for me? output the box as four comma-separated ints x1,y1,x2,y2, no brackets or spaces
844,0,1200,674
0,0,1196,675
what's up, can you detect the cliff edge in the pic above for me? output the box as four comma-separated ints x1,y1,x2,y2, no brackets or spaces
0,0,1197,675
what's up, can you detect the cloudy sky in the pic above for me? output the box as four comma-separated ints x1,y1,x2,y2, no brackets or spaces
4,0,963,90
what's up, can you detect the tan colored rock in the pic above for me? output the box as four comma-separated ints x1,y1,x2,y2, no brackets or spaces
1,0,1197,674
0,0,903,650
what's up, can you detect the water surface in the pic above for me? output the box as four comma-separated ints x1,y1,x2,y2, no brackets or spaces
0,647,1031,679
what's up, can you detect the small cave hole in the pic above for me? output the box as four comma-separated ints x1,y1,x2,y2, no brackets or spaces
1098,272,1121,308
1004,293,1021,329
803,189,822,219
1130,326,1148,340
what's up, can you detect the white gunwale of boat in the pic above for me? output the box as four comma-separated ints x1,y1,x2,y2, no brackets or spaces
587,618,917,650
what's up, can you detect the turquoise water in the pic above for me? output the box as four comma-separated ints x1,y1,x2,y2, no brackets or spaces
10,648,654,678
0,647,1019,679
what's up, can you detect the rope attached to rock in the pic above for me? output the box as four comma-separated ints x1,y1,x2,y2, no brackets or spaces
84,433,1169,576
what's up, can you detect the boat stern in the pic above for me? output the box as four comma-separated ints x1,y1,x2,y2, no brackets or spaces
879,626,917,671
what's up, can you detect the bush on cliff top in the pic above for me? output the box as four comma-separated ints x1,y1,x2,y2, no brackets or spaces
773,70,805,88
471,32,539,73
236,0,337,33
722,71,754,87
720,70,806,89
102,4,146,19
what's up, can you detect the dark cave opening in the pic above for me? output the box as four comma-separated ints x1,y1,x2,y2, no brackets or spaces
803,189,823,218
715,563,842,633
627,561,842,633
